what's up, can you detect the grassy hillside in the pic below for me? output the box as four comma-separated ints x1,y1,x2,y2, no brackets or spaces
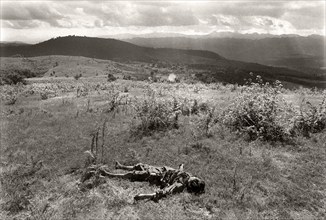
0,78,325,219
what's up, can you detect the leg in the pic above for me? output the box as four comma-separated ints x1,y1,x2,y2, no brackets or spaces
101,171,134,179
101,169,150,182
134,193,156,201
115,161,135,171
115,161,148,171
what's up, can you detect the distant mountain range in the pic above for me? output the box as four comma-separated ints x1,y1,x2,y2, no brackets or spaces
125,35,325,72
0,41,30,46
0,36,324,88
101,31,318,40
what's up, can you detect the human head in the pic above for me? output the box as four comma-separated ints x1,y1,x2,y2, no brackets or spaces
186,177,205,194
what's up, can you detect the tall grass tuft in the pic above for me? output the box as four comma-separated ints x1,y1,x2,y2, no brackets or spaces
131,92,181,136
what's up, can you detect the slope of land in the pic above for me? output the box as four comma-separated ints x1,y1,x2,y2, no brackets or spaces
0,79,325,219
0,36,224,65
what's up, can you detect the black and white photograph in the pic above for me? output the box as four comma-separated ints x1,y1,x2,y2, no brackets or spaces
0,0,325,219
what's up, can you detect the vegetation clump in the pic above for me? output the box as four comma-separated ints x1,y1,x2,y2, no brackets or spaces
292,98,326,137
1,85,19,105
0,69,36,85
107,73,117,82
132,92,181,136
39,87,58,100
76,84,89,97
222,76,294,142
74,73,82,80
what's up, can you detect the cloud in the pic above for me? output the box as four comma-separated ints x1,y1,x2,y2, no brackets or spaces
2,20,41,29
0,1,71,28
0,0,324,42
80,2,199,27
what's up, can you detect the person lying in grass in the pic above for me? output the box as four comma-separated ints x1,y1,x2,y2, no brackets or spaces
80,161,205,202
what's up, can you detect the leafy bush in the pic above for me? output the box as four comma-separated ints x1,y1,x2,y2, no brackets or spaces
222,76,293,142
292,98,326,137
132,93,181,136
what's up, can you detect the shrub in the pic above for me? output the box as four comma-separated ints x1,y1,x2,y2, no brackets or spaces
76,84,89,97
39,88,57,100
107,73,117,82
123,75,132,80
40,91,49,100
222,76,293,142
1,85,18,105
105,92,129,113
132,93,181,136
292,98,326,137
74,73,82,80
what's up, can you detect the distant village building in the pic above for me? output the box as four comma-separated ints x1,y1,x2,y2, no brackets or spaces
168,73,177,83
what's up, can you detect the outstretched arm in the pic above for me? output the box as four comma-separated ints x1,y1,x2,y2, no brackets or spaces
134,182,185,202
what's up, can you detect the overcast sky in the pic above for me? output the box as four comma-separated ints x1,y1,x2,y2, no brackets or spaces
1,0,325,43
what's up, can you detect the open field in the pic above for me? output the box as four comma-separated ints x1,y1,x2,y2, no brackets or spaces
0,76,325,219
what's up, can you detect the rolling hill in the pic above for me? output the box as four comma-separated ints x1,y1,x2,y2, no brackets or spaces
0,36,225,65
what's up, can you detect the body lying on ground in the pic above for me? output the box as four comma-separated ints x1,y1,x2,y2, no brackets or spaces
80,161,205,202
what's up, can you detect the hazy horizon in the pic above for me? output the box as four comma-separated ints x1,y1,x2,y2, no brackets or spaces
1,0,325,44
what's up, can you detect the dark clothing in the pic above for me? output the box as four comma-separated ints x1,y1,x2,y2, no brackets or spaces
131,163,191,185
80,162,203,201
